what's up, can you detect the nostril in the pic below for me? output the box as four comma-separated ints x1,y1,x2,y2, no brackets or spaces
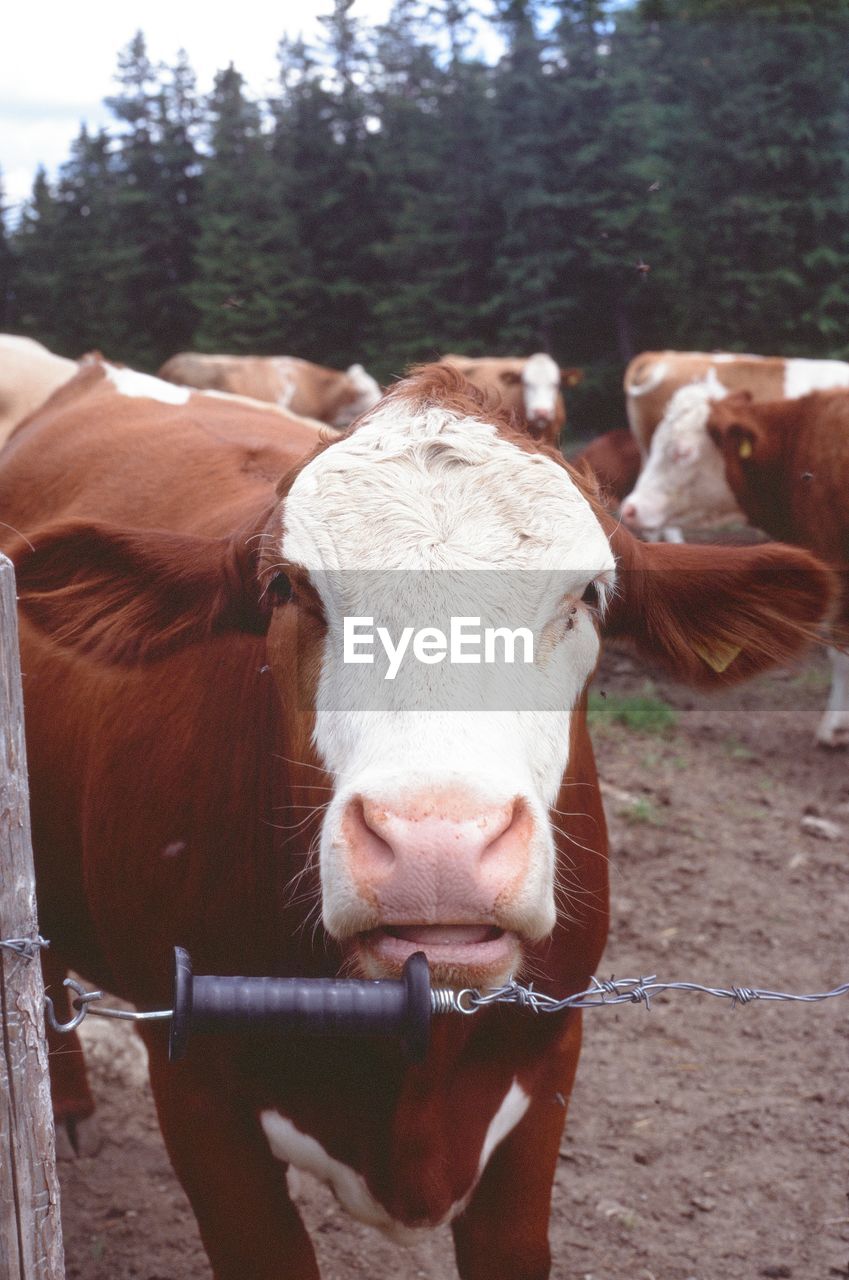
345,796,395,870
621,500,638,524
480,797,532,866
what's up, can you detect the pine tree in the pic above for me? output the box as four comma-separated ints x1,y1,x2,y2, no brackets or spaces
0,171,15,329
192,64,304,353
105,32,202,367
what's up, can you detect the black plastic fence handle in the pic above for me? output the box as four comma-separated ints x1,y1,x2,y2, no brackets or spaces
169,947,431,1063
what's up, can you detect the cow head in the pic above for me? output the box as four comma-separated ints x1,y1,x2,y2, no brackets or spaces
621,374,746,532
705,391,786,535
11,366,833,990
520,353,566,442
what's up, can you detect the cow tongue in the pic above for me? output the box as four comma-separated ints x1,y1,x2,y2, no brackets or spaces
385,925,499,946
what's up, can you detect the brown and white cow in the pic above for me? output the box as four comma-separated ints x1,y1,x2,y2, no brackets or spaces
621,350,849,533
158,351,381,429
706,388,849,748
1,361,831,1279
0,333,77,448
439,353,582,446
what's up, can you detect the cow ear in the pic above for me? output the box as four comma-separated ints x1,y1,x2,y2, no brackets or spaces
603,524,833,685
560,367,583,388
8,518,271,665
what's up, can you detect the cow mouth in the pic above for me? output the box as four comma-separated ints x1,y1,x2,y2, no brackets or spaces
356,925,520,985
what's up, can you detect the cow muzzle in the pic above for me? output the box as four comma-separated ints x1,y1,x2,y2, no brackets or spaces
329,785,548,984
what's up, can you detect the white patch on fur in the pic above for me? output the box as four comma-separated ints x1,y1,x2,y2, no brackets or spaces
477,1079,531,1172
259,1078,530,1239
621,373,743,531
105,365,191,404
783,358,849,399
521,353,560,419
334,365,382,428
627,358,668,396
281,393,614,948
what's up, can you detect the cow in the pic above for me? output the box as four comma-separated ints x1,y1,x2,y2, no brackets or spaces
569,428,642,509
439,353,582,446
158,351,381,429
706,388,849,748
1,360,832,1279
0,333,77,448
621,350,849,533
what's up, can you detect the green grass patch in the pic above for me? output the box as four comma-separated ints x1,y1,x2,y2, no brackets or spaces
618,796,663,826
588,682,678,736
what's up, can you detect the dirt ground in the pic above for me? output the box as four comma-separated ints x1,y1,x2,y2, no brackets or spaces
54,644,849,1280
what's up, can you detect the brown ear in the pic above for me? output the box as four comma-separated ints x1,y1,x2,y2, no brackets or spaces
561,367,583,387
9,518,271,665
603,523,834,685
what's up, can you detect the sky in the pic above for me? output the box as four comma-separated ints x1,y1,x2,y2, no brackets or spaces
0,0,395,216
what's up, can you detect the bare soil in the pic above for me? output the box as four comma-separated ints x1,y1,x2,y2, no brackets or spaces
56,646,849,1280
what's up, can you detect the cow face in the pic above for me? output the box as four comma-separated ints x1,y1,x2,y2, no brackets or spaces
521,353,563,440
264,371,614,987
621,376,746,532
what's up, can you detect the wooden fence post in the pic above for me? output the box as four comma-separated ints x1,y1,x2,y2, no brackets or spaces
0,553,64,1279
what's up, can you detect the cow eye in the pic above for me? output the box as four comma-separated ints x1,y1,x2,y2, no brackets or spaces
581,580,600,610
267,572,293,606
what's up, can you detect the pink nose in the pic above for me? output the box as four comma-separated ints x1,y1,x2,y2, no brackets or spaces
342,789,533,922
620,499,639,526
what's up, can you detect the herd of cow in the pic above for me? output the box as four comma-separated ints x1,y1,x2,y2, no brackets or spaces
0,331,846,1278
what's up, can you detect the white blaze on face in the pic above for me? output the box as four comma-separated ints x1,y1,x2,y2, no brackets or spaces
521,353,561,423
281,394,614,957
622,372,744,531
104,364,191,404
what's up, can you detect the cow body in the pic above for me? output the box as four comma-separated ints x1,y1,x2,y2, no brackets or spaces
0,334,77,448
158,352,381,428
439,354,581,446
2,361,832,1277
706,389,849,747
622,350,849,532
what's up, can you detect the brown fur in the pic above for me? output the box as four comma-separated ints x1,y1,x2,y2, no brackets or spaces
569,428,642,506
706,388,849,633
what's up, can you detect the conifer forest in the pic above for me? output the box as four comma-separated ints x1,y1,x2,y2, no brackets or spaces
2,0,848,434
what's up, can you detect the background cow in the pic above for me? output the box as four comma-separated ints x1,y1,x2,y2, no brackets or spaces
1,362,831,1279
0,333,77,447
158,351,381,428
706,388,849,748
439,353,582,446
621,350,849,534
569,427,641,509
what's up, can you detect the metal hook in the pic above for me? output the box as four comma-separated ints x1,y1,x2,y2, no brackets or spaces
43,978,104,1034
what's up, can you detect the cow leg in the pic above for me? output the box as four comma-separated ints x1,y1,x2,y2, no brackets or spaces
145,1039,320,1280
816,646,849,748
451,1022,582,1280
42,948,100,1157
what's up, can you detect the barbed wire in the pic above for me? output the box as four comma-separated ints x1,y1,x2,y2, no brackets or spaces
0,935,49,961
451,974,849,1015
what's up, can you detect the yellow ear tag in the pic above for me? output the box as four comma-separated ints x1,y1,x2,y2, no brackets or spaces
693,640,742,673
738,439,753,459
